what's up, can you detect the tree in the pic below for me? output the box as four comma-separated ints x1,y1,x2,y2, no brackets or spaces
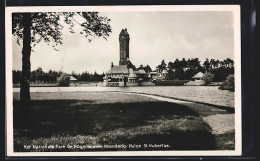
202,72,214,85
57,73,70,87
219,74,235,91
35,67,44,83
225,58,234,68
203,58,210,72
209,59,216,69
12,12,112,114
226,74,235,86
166,68,174,80
172,59,181,69
157,59,167,71
13,70,22,84
137,64,144,70
143,65,152,73
180,58,188,71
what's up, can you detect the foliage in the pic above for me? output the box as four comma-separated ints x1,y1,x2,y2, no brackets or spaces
202,72,214,85
57,73,70,86
219,75,235,91
166,68,174,80
165,58,234,82
12,12,112,113
157,59,167,71
203,58,210,72
137,64,152,73
13,12,112,48
13,68,106,84
13,70,22,84
76,71,104,82
226,75,235,86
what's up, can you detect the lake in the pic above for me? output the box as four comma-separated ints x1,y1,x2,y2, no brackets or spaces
13,86,234,108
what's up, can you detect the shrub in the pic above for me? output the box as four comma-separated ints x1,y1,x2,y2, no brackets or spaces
226,75,234,86
57,74,70,87
202,72,214,85
218,74,234,91
153,80,189,86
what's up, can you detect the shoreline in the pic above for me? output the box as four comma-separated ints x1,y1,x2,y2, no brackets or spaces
12,88,234,109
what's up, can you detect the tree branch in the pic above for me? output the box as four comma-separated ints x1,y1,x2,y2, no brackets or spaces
71,16,82,26
31,13,39,20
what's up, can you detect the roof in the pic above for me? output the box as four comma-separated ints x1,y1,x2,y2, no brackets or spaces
107,65,129,74
70,76,77,81
128,68,137,78
192,72,204,78
119,28,129,36
138,69,146,74
162,69,168,74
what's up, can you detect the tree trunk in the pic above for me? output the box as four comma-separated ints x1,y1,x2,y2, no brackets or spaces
20,13,32,115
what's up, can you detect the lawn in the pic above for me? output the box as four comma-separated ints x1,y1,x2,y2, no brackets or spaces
13,92,234,152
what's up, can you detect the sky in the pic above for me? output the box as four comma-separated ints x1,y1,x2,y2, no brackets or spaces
12,11,234,74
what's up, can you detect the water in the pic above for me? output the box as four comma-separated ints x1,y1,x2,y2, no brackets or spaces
106,86,234,108
13,86,234,108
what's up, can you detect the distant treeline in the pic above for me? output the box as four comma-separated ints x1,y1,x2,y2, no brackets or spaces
13,58,234,84
153,58,234,82
73,71,105,82
13,67,105,84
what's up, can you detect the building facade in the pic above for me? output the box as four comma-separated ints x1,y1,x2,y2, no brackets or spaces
119,29,130,65
103,29,140,86
185,72,206,86
103,28,168,87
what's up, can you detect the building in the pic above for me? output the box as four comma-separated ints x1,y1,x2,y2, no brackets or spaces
148,66,168,81
104,64,129,86
104,29,146,87
70,76,77,82
148,71,158,81
156,67,168,81
103,28,168,86
119,29,130,65
191,72,204,81
185,72,206,86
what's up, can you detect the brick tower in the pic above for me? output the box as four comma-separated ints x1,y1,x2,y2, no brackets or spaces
119,28,130,65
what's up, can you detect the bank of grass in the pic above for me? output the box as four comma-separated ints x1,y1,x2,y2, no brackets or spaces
13,82,102,88
218,85,235,92
14,99,215,152
153,80,189,86
181,103,235,150
13,83,58,88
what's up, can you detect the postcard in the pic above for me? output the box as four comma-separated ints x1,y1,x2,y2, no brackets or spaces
6,5,241,156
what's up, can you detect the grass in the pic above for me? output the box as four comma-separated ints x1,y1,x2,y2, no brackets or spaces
13,83,58,88
218,85,235,92
13,92,234,152
14,101,214,151
215,130,235,150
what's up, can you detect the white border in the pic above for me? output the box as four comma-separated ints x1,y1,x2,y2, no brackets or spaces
5,5,241,157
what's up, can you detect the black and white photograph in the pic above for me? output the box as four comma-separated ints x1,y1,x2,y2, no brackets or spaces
5,5,241,156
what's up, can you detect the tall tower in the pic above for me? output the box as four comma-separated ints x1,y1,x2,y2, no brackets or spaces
119,28,130,65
